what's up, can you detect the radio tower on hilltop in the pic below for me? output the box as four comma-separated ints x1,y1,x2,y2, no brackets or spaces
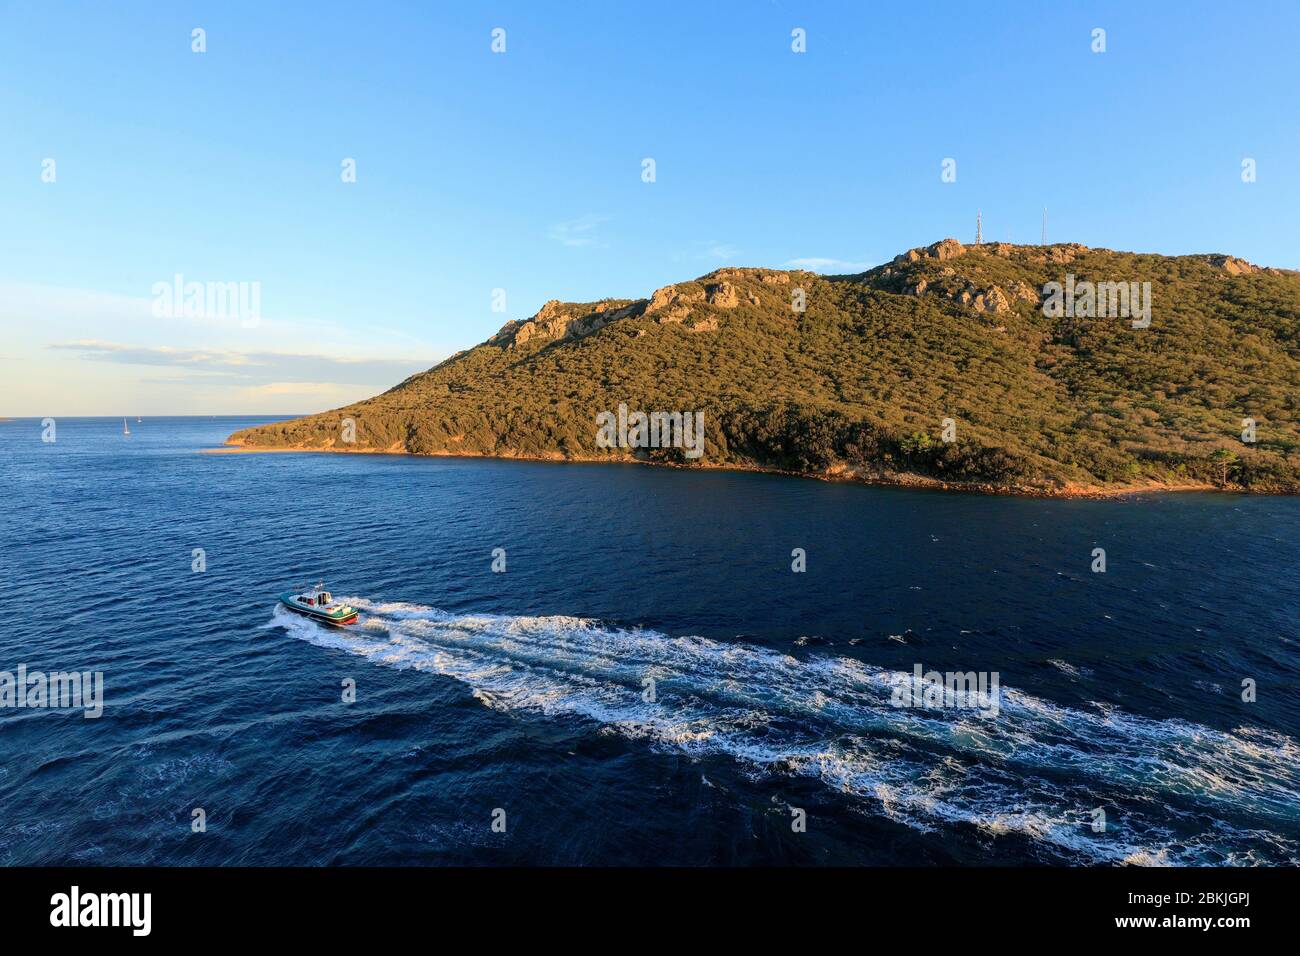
976,210,982,245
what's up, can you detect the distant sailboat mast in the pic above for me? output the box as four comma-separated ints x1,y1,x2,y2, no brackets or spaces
123,417,130,436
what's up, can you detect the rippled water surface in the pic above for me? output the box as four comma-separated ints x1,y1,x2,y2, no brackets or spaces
2,416,1298,865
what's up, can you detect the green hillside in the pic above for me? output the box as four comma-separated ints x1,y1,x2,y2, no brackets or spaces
228,239,1300,494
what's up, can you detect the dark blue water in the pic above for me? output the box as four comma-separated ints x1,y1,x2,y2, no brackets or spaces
2,416,1299,865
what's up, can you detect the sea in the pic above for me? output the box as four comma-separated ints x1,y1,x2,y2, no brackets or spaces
2,415,1298,865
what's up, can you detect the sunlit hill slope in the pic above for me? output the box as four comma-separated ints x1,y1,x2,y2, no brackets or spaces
228,239,1300,494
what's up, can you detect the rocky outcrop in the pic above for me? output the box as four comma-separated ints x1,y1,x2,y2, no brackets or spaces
705,282,739,308
927,238,966,260
972,286,1010,314
1009,281,1038,304
1028,243,1090,265
899,270,1028,315
642,274,769,325
489,319,523,345
705,267,791,286
646,284,703,324
1207,254,1258,276
498,298,644,348
512,299,569,346
896,238,966,265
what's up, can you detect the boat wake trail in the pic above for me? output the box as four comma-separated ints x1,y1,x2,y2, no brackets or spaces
268,599,1300,864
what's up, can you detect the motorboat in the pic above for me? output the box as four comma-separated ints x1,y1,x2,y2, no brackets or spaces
279,583,360,626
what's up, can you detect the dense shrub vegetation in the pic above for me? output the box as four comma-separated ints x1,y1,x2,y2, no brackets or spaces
230,240,1300,493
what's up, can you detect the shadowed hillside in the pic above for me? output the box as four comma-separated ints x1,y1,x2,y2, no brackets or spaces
228,239,1300,494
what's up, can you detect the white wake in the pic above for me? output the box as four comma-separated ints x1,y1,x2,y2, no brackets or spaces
267,598,1300,865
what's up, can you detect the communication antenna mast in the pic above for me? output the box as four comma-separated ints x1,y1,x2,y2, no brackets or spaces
976,210,982,245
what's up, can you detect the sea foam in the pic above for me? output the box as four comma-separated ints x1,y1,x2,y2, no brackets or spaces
268,599,1300,865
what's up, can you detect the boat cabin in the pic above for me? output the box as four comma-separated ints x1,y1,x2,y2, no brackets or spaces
298,585,334,607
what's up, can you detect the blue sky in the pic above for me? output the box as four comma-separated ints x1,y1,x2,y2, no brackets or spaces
2,0,1298,415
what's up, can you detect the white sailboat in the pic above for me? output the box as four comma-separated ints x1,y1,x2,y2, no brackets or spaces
123,417,130,436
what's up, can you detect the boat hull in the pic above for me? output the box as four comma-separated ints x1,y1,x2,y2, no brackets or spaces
279,595,360,627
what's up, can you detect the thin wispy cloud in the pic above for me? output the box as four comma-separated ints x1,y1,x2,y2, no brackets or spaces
49,341,431,388
51,340,256,368
695,241,741,262
0,279,441,357
782,257,873,274
548,214,610,248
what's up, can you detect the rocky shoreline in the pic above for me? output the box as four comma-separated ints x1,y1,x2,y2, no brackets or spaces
211,438,1240,499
